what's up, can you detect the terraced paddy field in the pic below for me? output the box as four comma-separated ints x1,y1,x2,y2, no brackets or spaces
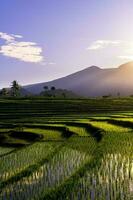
1,97,133,199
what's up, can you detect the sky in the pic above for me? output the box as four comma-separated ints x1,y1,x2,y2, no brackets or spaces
0,0,133,88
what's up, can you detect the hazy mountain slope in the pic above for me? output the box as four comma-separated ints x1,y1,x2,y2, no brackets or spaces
24,62,133,97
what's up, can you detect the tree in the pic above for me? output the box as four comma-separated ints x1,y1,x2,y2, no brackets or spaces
102,95,111,99
51,86,56,91
11,80,21,97
0,88,8,96
62,92,66,98
42,86,49,96
43,86,48,91
117,92,120,98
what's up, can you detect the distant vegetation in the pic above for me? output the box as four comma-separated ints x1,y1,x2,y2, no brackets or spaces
40,85,78,98
0,81,78,98
1,80,133,99
0,80,21,97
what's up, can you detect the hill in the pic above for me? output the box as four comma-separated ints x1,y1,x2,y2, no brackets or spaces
24,62,133,97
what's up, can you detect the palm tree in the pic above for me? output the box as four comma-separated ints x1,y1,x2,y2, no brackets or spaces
11,80,21,97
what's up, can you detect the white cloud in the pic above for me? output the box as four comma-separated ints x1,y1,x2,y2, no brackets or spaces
87,40,133,62
0,32,44,63
11,34,23,39
0,32,15,43
87,40,122,50
0,42,43,63
118,55,133,60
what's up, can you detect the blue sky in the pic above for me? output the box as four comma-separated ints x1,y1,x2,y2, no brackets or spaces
0,0,133,88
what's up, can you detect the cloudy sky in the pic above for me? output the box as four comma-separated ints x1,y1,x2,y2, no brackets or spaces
0,0,133,88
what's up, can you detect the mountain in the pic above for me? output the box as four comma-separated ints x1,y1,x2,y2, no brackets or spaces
24,62,133,97
19,88,31,96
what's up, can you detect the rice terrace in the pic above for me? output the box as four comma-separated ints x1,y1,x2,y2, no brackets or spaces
1,0,133,199
0,97,133,199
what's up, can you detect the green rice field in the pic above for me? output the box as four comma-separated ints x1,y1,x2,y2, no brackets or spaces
1,97,133,199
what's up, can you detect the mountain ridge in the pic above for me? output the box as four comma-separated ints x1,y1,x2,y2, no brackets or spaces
24,62,133,97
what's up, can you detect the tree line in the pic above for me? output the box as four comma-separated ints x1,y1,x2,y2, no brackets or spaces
0,81,58,97
0,80,20,97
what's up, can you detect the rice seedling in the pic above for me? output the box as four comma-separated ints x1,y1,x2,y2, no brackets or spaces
0,99,133,199
0,147,14,156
